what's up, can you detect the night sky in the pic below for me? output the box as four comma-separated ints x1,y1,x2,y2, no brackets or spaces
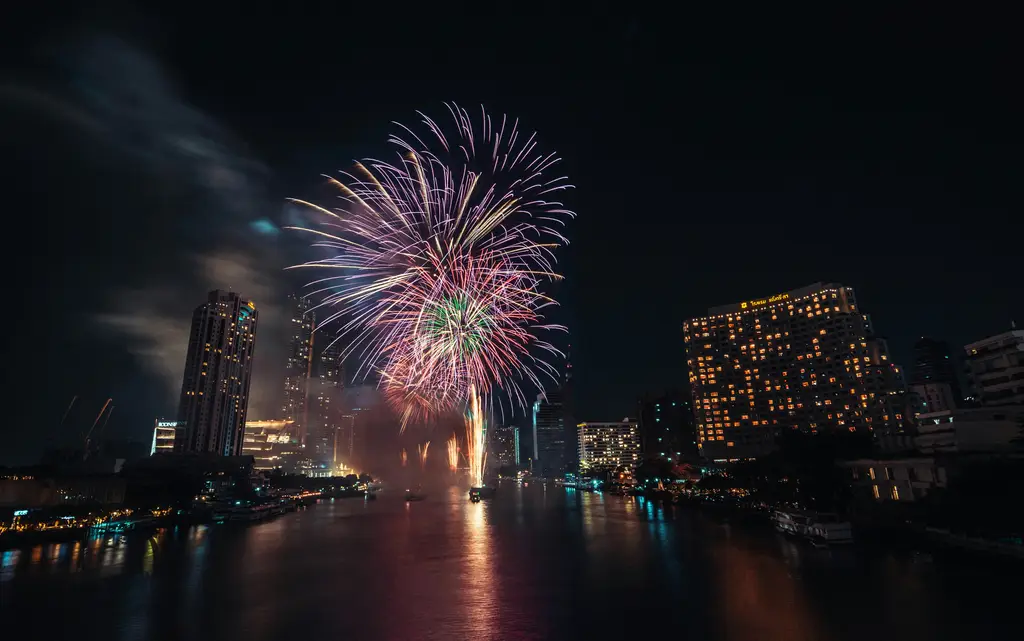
2,4,1021,464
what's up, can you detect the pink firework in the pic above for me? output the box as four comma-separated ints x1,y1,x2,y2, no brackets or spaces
289,103,573,420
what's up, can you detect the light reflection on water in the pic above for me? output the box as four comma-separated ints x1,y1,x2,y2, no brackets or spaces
1,484,1019,641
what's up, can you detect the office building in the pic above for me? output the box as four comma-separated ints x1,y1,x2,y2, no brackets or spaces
684,283,905,460
490,425,520,468
282,293,315,446
335,414,357,468
150,420,180,455
532,391,567,476
911,337,962,402
310,337,344,464
176,290,258,456
578,420,641,472
638,391,697,462
241,419,301,471
964,328,1024,406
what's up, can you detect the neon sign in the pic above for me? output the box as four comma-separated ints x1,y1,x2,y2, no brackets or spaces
740,293,789,309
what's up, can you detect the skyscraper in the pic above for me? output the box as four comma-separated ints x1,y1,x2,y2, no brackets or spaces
176,290,258,456
311,337,344,465
684,283,905,460
532,391,566,476
638,391,697,462
490,425,520,469
911,337,962,406
282,293,314,447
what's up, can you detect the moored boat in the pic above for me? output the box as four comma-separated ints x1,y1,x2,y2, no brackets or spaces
774,510,852,544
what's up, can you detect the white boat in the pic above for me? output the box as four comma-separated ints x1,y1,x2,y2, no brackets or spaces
774,510,852,544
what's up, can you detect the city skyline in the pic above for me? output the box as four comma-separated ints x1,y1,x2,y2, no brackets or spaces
4,6,1023,465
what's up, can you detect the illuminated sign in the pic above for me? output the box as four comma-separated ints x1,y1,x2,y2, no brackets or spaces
740,293,790,310
156,421,179,428
14,509,28,517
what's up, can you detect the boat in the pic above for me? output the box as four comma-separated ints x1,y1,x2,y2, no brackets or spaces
405,488,426,501
774,510,853,544
468,486,497,501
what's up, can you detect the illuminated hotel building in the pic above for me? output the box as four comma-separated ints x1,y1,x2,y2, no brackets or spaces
684,283,905,461
577,420,641,472
282,293,315,447
176,290,258,456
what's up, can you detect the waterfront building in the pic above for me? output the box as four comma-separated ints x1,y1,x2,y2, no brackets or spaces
577,420,641,472
842,457,948,502
150,420,180,455
282,293,315,447
684,283,905,460
638,390,697,462
241,419,301,471
964,328,1024,406
490,425,520,468
311,337,344,465
176,290,258,456
533,391,567,476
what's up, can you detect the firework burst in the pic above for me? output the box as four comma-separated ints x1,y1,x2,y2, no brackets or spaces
289,103,573,422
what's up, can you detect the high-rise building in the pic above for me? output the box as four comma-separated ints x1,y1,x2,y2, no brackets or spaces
176,290,258,456
336,414,356,467
490,425,520,468
282,294,315,446
310,337,344,465
964,328,1024,406
532,391,566,476
684,283,905,461
561,343,577,474
911,337,962,404
911,337,960,387
578,420,641,472
638,391,697,462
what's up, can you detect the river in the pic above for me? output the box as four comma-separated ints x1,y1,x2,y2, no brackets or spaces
1,483,1018,640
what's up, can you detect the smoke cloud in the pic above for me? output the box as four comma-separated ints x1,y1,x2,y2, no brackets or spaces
3,32,290,423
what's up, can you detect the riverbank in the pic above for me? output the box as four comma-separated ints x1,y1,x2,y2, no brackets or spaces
0,491,367,550
640,490,1024,561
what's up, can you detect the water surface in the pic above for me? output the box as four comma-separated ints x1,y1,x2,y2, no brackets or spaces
2,484,1016,640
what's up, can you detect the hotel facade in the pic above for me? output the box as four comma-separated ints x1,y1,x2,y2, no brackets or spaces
684,283,905,460
577,420,641,472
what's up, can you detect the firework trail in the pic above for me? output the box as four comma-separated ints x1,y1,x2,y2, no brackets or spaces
400,448,408,467
446,433,459,473
418,441,430,470
464,385,487,487
288,103,573,424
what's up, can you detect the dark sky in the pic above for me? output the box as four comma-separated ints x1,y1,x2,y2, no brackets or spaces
2,3,1021,464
